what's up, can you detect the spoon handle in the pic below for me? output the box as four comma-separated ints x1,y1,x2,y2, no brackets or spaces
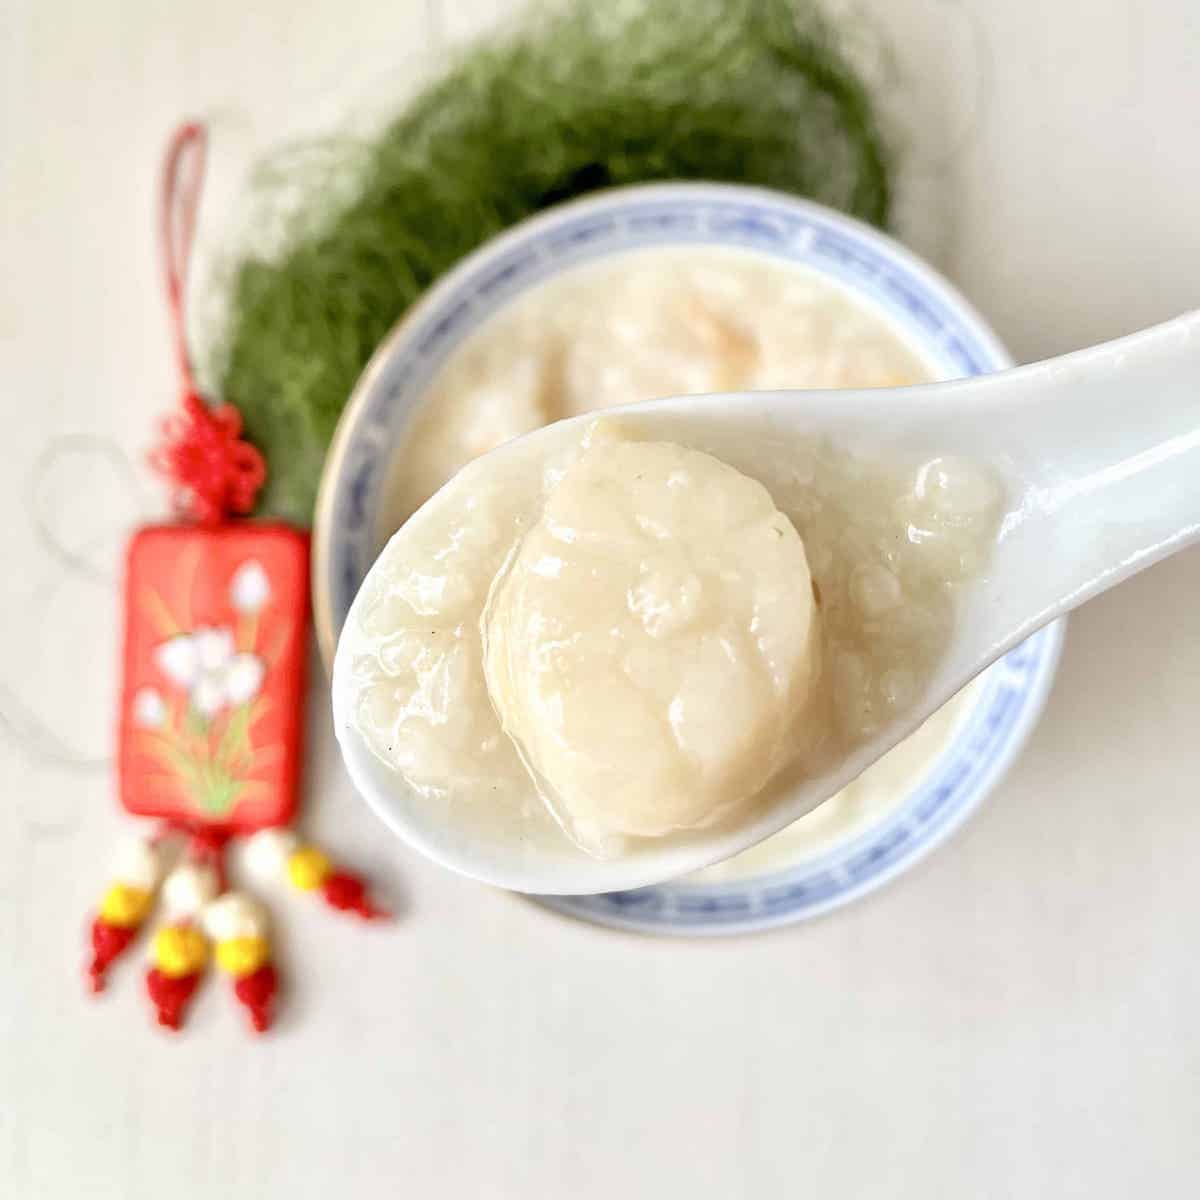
931,309,1200,662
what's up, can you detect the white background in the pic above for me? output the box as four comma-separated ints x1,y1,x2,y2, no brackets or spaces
3,1,1200,1196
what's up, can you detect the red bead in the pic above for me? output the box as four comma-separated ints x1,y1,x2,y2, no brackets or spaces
233,963,278,1033
145,967,202,1031
322,871,388,920
87,918,136,993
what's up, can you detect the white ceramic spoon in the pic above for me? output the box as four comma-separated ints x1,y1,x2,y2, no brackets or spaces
333,310,1200,895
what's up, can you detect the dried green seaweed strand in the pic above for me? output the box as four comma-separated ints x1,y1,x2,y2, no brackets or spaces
211,0,891,522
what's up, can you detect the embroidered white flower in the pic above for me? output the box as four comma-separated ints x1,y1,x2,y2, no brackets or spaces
132,687,167,729
225,653,266,706
192,672,228,718
156,634,201,689
195,627,235,672
154,625,265,718
230,560,271,614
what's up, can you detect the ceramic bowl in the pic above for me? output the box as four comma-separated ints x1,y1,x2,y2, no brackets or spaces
314,182,1064,935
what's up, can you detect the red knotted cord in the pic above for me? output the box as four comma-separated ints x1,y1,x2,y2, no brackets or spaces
151,122,265,525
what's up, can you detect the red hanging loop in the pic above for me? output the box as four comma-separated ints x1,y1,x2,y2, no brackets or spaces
161,121,206,394
151,122,266,525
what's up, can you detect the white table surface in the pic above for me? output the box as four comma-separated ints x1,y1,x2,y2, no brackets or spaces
3,1,1200,1196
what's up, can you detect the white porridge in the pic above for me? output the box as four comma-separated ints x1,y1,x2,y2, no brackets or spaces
389,247,931,520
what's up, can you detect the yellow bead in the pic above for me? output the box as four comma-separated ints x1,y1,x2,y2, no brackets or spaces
153,924,208,978
215,936,270,977
286,846,332,891
100,884,151,928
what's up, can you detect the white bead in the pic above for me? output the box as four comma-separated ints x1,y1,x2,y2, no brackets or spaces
160,863,220,918
201,891,268,942
111,838,163,891
243,827,300,882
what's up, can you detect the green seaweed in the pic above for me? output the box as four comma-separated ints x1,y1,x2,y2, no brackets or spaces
210,0,891,523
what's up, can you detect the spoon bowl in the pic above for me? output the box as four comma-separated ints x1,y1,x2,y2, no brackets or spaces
333,310,1200,894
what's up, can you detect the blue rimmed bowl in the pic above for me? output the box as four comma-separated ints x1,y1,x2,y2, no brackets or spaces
314,182,1064,935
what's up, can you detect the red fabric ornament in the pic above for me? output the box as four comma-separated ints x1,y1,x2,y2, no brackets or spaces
83,122,388,1036
118,522,308,833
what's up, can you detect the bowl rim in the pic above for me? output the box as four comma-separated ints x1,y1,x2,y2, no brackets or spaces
312,179,1012,668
